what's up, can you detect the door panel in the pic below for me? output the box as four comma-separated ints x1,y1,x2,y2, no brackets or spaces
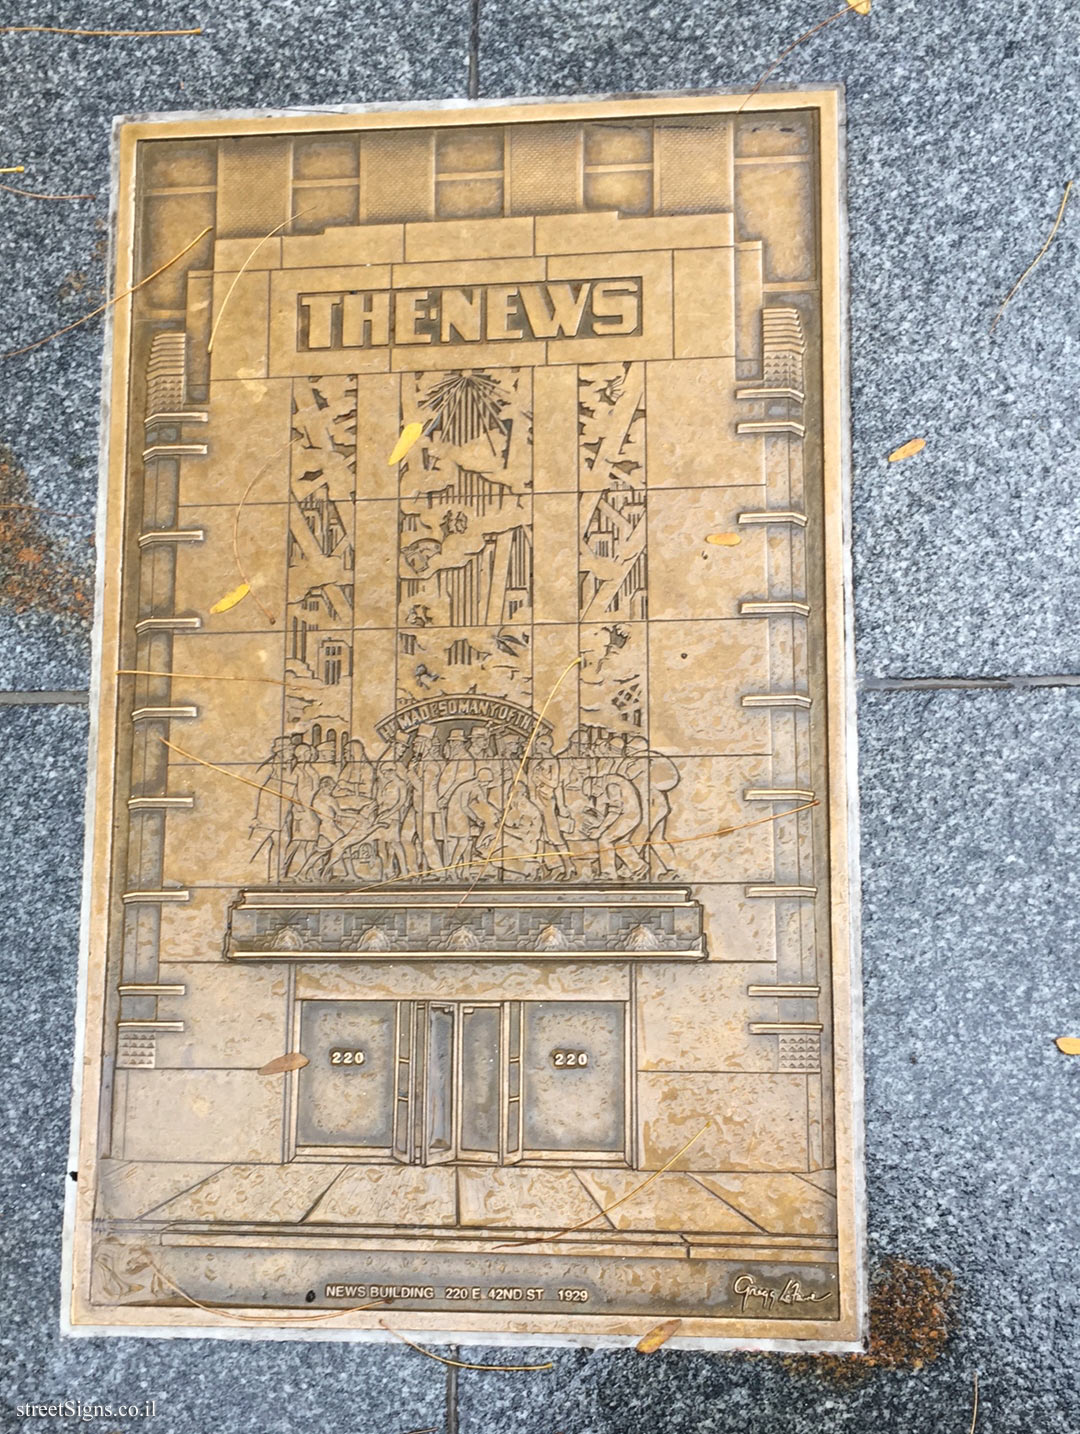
459,1004,501,1159
501,1000,524,1164
521,1001,626,1156
424,1004,456,1163
296,1000,396,1151
392,1000,415,1163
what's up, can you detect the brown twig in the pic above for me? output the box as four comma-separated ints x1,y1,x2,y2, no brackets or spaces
0,24,202,37
496,1122,712,1249
0,181,96,200
140,1249,389,1323
990,180,1072,335
379,1322,553,1371
740,1,865,111
3,224,212,359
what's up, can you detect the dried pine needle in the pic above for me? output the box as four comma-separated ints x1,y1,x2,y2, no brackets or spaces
0,24,202,37
207,210,309,353
231,445,290,625
0,501,87,519
636,1319,682,1353
356,800,819,895
990,180,1072,335
379,1322,553,1371
118,668,285,686
454,655,583,904
496,1122,712,1249
969,1371,980,1434
158,736,316,811
3,224,212,359
740,1,867,110
0,181,95,200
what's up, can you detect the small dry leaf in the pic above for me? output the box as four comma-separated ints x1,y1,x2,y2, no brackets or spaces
259,1052,309,1075
705,533,741,546
888,438,926,463
636,1318,681,1353
388,421,423,465
210,581,251,614
851,0,871,14
1054,1037,1080,1055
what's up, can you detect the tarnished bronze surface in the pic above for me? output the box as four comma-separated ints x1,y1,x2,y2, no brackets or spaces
67,90,863,1347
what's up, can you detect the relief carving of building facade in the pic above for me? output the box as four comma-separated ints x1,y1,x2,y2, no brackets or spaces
70,97,859,1343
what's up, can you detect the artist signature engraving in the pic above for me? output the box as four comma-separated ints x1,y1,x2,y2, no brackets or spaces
732,1274,832,1314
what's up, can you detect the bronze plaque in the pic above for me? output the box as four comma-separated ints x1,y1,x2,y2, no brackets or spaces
67,90,863,1348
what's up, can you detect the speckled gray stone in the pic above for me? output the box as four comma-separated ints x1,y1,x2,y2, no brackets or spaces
3,693,1078,1430
474,0,1080,679
0,0,471,690
3,2,1080,685
0,704,448,1433
454,687,1080,1432
3,3,1080,1429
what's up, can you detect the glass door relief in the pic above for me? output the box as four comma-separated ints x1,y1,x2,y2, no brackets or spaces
299,998,627,1164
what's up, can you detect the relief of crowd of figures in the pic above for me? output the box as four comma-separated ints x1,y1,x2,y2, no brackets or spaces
248,721,682,885
249,360,680,886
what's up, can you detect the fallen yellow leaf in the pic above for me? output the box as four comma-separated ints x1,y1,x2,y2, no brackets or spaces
636,1318,681,1353
259,1052,309,1075
1054,1037,1080,1055
209,581,251,614
388,421,423,465
851,0,871,14
705,533,741,547
888,438,926,463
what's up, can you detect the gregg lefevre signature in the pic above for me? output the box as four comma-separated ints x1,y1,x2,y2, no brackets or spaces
732,1273,833,1314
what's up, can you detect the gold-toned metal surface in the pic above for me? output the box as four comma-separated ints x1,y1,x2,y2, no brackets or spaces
67,90,863,1347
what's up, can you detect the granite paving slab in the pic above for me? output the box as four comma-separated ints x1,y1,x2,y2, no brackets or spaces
1,0,1078,1426
476,0,1080,679
456,687,1080,1432
5,690,1077,1428
0,703,445,1433
0,0,472,690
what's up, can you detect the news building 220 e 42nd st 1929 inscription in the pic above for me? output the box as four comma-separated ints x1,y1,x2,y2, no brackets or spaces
66,91,862,1348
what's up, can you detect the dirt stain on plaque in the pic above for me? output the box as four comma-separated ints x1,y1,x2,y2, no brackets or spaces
0,446,92,624
783,1257,956,1382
